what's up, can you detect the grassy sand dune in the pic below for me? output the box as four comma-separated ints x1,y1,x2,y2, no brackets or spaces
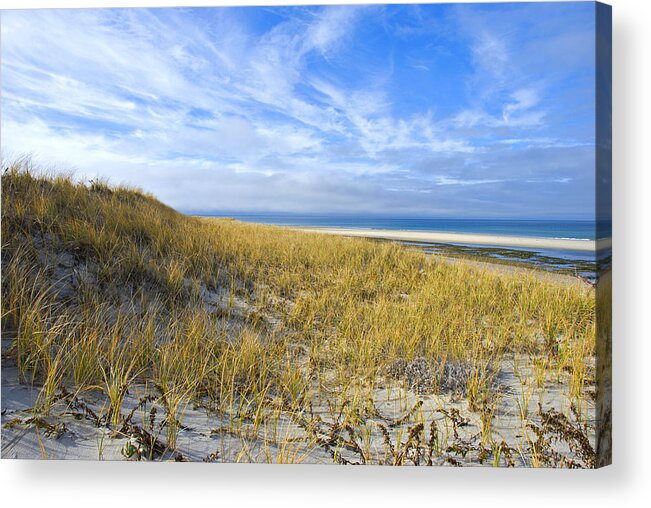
1,161,603,466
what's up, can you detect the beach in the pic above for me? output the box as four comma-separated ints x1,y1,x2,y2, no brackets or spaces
295,227,611,252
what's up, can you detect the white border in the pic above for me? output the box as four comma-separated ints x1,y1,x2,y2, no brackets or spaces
1,1,649,506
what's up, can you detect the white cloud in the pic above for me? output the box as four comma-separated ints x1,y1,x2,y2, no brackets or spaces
471,32,509,80
1,5,596,217
434,176,504,186
303,6,363,57
502,88,544,125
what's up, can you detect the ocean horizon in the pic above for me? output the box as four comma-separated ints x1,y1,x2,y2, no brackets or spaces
195,213,610,242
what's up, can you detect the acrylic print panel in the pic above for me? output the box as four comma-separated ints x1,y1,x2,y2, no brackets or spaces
0,2,612,467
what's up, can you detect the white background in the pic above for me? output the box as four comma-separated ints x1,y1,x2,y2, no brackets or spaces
1,0,649,506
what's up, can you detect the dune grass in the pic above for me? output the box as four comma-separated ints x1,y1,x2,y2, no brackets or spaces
1,159,600,465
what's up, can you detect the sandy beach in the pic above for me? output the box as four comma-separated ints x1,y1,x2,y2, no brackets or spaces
295,227,611,252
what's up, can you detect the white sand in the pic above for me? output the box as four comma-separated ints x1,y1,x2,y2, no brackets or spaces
295,227,611,252
2,348,588,463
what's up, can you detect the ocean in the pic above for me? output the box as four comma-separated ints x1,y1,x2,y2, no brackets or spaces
201,213,609,241
200,213,611,281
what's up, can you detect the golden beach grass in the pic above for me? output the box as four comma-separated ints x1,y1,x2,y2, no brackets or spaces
1,159,599,465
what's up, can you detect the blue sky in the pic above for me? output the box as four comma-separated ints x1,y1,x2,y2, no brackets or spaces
1,3,597,218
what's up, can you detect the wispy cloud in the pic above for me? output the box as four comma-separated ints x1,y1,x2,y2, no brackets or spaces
1,3,597,218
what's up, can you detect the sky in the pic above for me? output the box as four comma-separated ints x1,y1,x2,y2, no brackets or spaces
1,2,598,218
